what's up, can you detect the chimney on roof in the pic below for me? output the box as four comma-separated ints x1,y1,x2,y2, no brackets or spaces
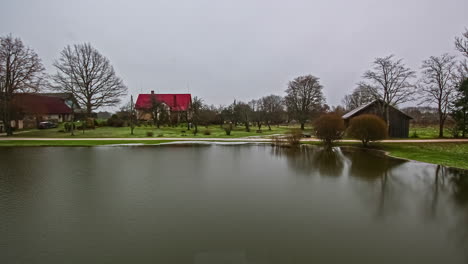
151,90,154,94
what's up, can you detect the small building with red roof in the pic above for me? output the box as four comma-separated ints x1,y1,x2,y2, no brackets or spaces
135,91,192,121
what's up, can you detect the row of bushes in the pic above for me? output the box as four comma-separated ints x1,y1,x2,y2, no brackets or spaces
272,114,386,148
314,113,387,147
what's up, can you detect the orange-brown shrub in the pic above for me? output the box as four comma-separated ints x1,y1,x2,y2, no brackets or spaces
347,114,388,146
313,113,345,146
285,129,303,147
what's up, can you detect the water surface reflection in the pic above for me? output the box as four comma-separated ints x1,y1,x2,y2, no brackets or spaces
0,145,467,263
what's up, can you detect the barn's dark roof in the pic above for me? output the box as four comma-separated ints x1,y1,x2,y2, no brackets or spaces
342,100,412,120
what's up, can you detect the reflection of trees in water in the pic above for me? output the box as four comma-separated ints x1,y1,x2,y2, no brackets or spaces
343,149,412,217
342,149,406,181
450,168,468,206
271,145,346,177
342,149,408,218
444,167,468,254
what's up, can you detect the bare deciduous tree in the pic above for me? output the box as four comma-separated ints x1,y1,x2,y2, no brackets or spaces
190,96,203,134
249,99,266,131
360,55,416,130
50,43,127,117
285,75,325,130
420,54,457,138
260,94,284,130
148,96,167,129
129,95,136,135
0,35,45,135
342,84,377,111
455,28,468,58
233,101,252,132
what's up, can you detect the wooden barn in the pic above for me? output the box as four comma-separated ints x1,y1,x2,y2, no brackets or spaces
342,100,412,138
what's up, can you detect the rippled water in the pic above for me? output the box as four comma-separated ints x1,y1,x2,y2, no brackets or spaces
1,145,467,263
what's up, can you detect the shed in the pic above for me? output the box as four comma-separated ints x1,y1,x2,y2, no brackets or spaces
342,100,412,138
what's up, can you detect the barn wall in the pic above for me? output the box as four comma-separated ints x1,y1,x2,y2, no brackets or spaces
345,102,411,138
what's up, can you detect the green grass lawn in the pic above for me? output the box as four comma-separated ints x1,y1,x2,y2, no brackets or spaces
9,124,305,138
375,142,468,169
408,125,453,139
302,141,468,169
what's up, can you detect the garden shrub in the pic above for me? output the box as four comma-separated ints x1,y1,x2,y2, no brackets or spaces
203,129,211,135
107,115,125,127
313,113,345,146
85,118,96,129
347,114,388,146
146,131,154,137
223,124,232,136
285,129,302,147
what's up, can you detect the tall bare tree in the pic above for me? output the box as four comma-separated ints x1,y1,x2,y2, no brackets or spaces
360,55,416,130
455,28,468,58
420,54,457,138
0,35,45,135
342,84,377,111
285,75,324,130
50,43,127,116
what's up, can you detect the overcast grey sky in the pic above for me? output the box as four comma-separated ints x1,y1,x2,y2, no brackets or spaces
1,0,467,108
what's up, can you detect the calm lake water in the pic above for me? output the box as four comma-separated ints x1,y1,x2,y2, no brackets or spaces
1,144,468,264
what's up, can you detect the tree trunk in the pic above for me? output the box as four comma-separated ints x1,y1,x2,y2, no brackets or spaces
86,103,92,118
438,119,444,138
300,122,305,130
384,103,390,135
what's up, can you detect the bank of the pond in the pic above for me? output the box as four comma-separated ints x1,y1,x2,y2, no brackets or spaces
376,142,468,170
301,141,468,170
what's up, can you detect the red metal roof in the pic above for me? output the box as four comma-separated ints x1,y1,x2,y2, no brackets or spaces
12,94,72,114
135,93,192,111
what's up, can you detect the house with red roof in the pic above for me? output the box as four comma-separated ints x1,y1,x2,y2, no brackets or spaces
10,93,73,129
135,91,192,121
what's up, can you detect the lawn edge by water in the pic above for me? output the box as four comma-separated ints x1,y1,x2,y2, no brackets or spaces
305,141,468,170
